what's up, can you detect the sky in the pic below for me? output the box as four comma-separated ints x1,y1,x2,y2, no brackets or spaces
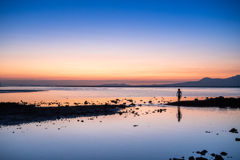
0,0,240,85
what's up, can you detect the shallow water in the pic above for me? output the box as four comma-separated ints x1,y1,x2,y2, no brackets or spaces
0,87,240,159
0,106,240,160
1,87,240,107
1,86,240,101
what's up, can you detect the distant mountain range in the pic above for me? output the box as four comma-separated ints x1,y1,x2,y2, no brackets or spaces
100,75,240,87
1,75,239,87
148,75,240,87
99,83,131,87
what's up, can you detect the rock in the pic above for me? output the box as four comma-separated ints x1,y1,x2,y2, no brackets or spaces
129,103,135,106
220,152,227,156
196,150,208,156
196,157,208,160
229,128,238,133
214,155,224,160
211,153,216,157
189,156,194,160
236,138,240,141
133,125,138,127
81,120,84,122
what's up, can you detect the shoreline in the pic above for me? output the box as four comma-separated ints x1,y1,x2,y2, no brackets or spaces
167,96,240,108
0,102,127,126
0,90,47,93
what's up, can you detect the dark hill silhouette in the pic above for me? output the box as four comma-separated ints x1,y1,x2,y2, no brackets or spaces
161,75,240,87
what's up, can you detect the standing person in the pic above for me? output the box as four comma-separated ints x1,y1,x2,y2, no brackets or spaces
176,89,182,102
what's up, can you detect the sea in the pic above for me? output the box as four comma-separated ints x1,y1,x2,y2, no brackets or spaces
0,87,240,160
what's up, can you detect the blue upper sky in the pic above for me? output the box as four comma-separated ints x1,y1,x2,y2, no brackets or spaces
0,0,240,82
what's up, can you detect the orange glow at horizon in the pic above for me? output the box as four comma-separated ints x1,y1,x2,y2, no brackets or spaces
1,39,240,82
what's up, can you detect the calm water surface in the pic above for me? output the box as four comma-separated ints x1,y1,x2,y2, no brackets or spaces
0,86,240,102
0,87,240,159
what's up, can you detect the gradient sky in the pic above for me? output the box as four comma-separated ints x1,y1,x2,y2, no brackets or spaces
0,0,240,84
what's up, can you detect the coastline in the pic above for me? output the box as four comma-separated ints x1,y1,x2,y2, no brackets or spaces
0,90,47,93
166,96,240,108
0,102,127,126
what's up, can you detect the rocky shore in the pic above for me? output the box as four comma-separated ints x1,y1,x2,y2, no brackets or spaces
0,102,127,126
167,96,240,108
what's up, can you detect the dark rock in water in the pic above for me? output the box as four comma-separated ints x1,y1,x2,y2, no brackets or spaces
194,98,198,101
196,150,208,156
189,156,194,160
196,157,208,160
229,128,238,133
127,99,133,102
236,138,240,141
81,120,84,122
215,155,224,160
133,125,138,127
129,103,135,106
149,101,152,103
211,153,216,157
173,158,184,160
220,152,227,156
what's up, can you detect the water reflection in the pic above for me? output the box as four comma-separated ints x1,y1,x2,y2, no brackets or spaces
1,106,240,160
177,105,182,122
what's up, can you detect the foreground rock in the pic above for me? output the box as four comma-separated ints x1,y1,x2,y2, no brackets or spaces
229,128,238,133
196,150,208,156
166,96,240,108
0,102,127,126
170,150,229,160
195,157,208,160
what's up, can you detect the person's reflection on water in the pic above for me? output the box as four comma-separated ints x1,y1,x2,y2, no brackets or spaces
177,105,182,122
176,89,182,122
